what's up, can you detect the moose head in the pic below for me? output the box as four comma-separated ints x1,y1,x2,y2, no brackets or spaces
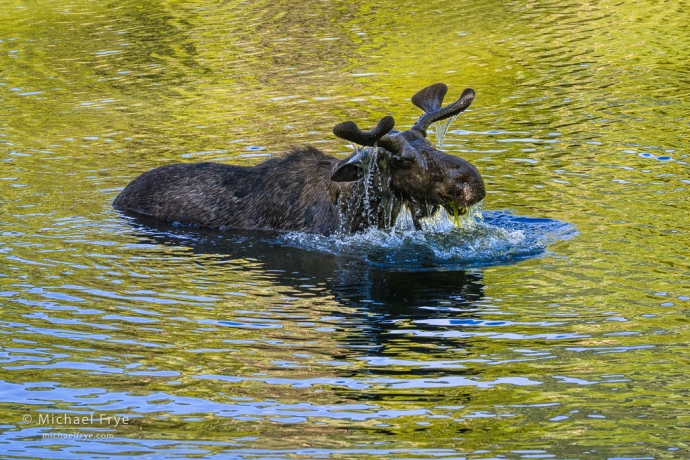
329,83,486,231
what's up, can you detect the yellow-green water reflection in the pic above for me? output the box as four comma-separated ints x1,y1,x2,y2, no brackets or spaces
1,0,689,458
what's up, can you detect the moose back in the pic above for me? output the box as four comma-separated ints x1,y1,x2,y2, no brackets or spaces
113,83,486,235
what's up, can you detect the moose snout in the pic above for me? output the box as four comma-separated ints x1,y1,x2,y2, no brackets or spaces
462,178,486,206
443,162,486,207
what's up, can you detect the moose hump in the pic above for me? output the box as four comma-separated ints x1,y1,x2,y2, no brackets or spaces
113,83,486,235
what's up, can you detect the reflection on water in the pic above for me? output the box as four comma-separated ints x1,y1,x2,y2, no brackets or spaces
1,0,690,458
127,216,491,353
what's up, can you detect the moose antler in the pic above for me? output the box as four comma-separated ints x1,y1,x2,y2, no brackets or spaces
411,82,448,113
333,116,395,147
410,84,475,136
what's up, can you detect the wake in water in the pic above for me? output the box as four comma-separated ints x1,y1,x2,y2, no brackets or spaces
282,204,576,270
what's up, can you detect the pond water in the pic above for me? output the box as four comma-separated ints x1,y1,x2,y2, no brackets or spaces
1,0,689,458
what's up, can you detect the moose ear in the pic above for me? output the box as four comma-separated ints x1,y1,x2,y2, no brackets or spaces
331,161,364,182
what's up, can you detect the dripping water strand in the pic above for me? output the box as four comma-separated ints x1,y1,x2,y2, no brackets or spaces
433,114,458,150
362,147,376,227
336,146,392,234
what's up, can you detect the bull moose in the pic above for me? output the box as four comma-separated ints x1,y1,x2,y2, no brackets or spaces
113,83,486,235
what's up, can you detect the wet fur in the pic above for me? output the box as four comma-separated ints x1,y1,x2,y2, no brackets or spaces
114,147,344,235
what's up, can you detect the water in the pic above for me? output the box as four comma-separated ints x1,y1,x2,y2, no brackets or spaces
285,207,575,270
1,0,690,458
433,115,457,150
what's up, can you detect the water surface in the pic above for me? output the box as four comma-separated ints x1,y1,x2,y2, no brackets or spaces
1,0,689,458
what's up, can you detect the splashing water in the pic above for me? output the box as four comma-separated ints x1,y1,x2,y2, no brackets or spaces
283,204,575,270
420,202,482,232
322,142,574,270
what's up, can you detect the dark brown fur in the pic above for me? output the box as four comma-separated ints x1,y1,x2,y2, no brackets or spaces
114,147,343,235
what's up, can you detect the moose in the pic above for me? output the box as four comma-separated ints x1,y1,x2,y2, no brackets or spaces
113,83,486,235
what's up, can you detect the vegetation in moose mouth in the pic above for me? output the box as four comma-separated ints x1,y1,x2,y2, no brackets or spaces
445,201,468,227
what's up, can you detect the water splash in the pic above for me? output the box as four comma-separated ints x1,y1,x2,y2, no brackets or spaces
419,202,483,233
283,206,575,270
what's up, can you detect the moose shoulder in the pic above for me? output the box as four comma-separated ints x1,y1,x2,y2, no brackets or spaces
113,83,486,235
